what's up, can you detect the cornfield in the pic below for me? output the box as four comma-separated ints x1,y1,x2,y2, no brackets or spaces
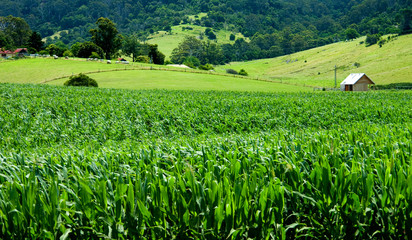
0,84,411,239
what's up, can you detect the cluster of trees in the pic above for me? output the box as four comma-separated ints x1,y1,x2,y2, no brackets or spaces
0,15,43,52
1,0,411,51
0,16,165,64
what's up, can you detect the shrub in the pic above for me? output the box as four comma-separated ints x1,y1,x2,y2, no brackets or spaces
230,33,236,41
226,69,238,75
183,56,200,68
199,64,214,71
63,50,73,57
365,34,381,46
239,69,248,76
136,55,150,63
89,52,101,59
64,73,98,87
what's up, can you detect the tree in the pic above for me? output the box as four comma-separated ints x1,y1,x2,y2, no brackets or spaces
90,18,122,59
28,32,44,52
0,15,32,47
170,36,203,64
365,34,381,46
122,35,141,62
148,44,165,65
77,41,104,58
345,28,360,40
64,73,98,87
46,44,66,56
400,9,412,35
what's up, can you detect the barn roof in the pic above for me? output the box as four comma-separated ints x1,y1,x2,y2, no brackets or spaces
340,73,375,85
13,48,28,53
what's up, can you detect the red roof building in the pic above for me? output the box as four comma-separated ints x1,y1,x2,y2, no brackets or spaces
0,48,29,58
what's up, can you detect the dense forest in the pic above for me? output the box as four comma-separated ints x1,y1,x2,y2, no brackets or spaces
0,0,411,62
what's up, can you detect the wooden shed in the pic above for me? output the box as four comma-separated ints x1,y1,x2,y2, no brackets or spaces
340,73,375,91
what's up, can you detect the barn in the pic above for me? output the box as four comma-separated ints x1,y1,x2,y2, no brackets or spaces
340,73,375,91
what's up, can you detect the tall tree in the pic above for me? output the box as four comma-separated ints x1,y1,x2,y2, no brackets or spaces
0,15,31,47
89,17,122,59
122,35,141,62
170,36,203,64
28,31,44,52
400,8,412,35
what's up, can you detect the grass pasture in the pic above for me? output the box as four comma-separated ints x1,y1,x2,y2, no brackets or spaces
148,24,247,58
218,34,412,87
50,70,308,92
0,84,411,239
0,58,308,92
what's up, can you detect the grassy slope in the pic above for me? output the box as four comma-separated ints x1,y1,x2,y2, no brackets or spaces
0,58,128,84
49,70,308,92
147,24,247,59
0,58,307,92
216,34,412,87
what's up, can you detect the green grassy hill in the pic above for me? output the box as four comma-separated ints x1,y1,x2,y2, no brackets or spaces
216,34,412,87
147,24,247,59
0,58,306,92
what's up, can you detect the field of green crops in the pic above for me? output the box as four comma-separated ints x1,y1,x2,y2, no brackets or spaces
0,83,411,239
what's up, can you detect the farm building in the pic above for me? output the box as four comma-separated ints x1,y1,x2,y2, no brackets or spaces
340,73,375,91
0,48,29,58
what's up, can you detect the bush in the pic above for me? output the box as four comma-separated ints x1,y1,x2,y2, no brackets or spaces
226,69,238,75
136,55,150,63
89,52,101,59
365,34,381,46
64,73,98,87
183,56,201,68
199,64,214,70
63,50,73,57
239,69,248,76
230,33,236,41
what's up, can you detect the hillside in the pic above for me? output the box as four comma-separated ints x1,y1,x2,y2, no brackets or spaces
217,34,412,87
1,0,410,51
147,24,248,58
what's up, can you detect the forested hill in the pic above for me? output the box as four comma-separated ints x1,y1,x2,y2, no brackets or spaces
1,0,411,45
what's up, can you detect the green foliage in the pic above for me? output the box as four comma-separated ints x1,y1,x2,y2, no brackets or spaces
45,43,66,56
90,17,123,59
171,36,224,65
345,28,360,40
77,41,104,58
0,84,411,239
229,33,236,41
64,73,98,87
28,32,44,52
135,55,150,63
205,28,216,40
238,69,248,76
365,34,381,46
400,8,412,35
226,68,238,75
148,44,165,65
0,15,31,47
199,63,214,70
183,56,201,68
89,52,101,59
63,50,73,57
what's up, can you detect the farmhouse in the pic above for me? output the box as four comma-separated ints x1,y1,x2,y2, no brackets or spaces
340,73,375,91
0,48,29,58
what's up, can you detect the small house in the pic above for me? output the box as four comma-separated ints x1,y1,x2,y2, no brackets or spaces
340,73,375,91
14,48,29,57
0,49,13,58
0,48,29,58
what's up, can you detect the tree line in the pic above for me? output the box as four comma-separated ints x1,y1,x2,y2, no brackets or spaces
0,16,165,64
1,0,411,48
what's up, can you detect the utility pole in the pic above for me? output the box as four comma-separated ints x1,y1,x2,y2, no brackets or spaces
334,65,337,88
